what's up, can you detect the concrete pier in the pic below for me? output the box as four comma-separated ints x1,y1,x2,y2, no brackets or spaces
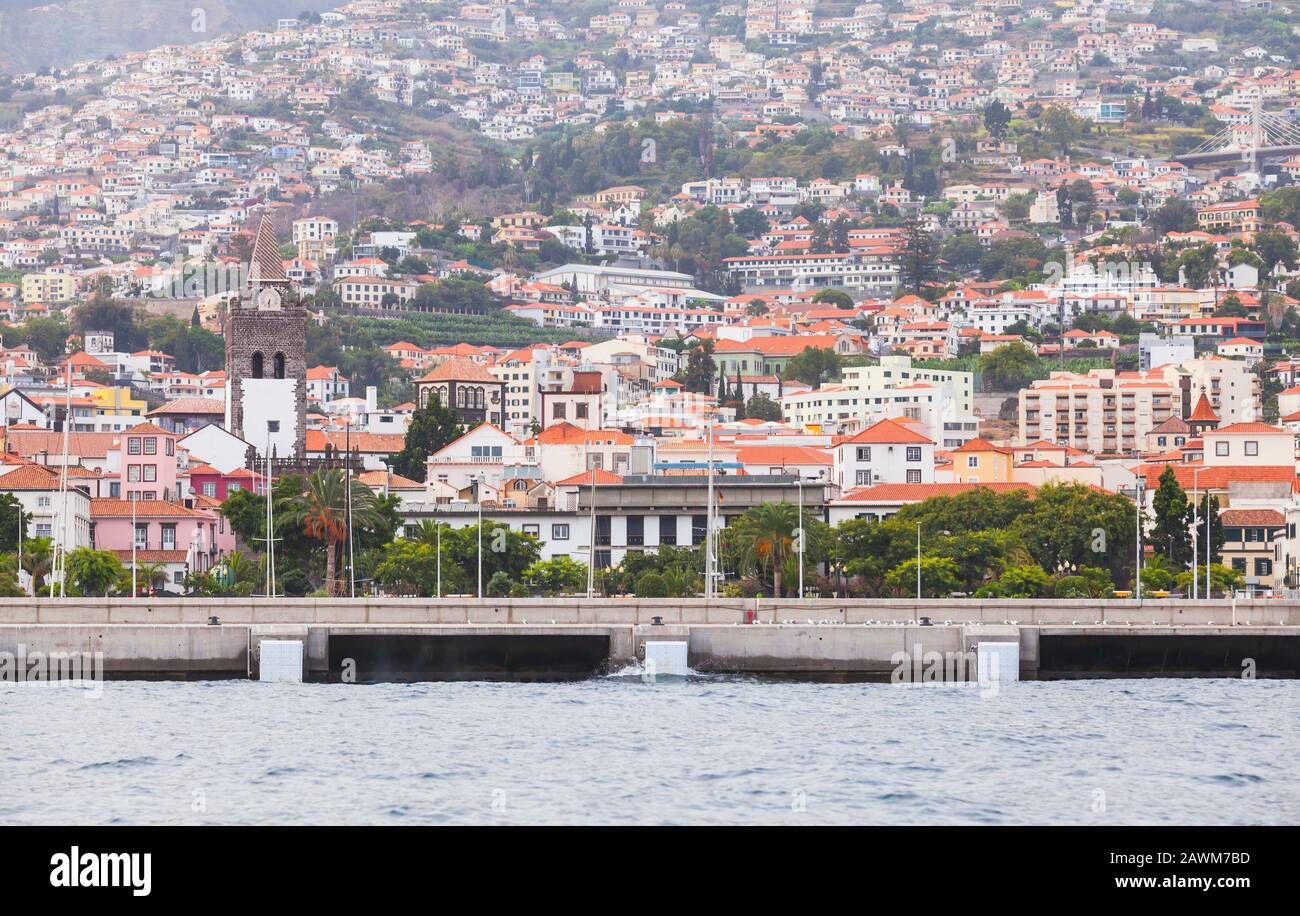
1,599,1297,681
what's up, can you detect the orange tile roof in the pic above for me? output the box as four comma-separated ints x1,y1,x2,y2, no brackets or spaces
91,499,210,518
840,482,1035,501
844,417,933,445
1219,509,1286,526
734,445,831,466
556,468,623,486
952,437,1011,454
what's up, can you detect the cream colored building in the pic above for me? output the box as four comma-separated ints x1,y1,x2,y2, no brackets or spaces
1019,369,1183,454
21,272,76,302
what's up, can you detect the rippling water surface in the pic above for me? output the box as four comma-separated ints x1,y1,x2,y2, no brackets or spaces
2,675,1296,825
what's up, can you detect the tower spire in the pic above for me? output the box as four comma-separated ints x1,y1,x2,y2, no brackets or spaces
249,211,288,285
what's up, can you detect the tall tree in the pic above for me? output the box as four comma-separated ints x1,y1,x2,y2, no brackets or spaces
983,100,1012,138
1191,493,1226,567
726,502,799,597
285,469,385,596
682,340,717,394
1149,466,1192,567
897,216,940,296
0,494,31,553
391,392,464,482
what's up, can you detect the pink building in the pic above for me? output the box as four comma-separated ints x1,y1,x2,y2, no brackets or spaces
91,497,236,590
187,463,266,501
108,422,182,501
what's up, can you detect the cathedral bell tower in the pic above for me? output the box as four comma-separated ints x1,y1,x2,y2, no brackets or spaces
224,213,307,462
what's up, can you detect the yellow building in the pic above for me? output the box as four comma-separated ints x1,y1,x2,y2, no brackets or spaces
89,386,148,432
20,272,76,303
1196,199,1260,231
950,438,1013,483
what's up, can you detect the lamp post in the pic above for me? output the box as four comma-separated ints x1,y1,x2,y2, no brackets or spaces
1134,476,1144,600
1191,467,1203,601
704,419,714,599
796,476,804,600
16,505,23,597
476,474,484,599
345,417,354,598
131,491,137,598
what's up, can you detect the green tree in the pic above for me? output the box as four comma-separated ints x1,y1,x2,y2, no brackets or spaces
885,556,960,598
0,554,24,597
19,535,53,594
983,100,1012,137
783,346,843,387
21,316,70,363
743,392,782,422
897,216,940,296
1149,466,1192,567
635,570,669,597
978,342,1042,391
1176,563,1243,598
0,494,31,553
486,569,514,597
977,564,1052,598
682,340,717,394
812,288,853,309
390,392,464,483
1173,243,1219,289
284,469,385,596
374,540,455,596
524,557,588,595
1053,565,1114,598
725,502,800,597
1040,104,1086,153
66,547,125,597
1191,493,1225,566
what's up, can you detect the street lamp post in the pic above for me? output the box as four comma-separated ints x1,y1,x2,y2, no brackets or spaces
131,491,137,598
1135,477,1143,600
704,420,714,599
796,476,804,600
476,475,484,599
1192,467,1202,601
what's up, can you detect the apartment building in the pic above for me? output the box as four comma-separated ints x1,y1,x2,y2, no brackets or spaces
1019,369,1183,454
724,250,899,293
20,272,77,302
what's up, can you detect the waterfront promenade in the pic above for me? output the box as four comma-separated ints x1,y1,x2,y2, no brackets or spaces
1,598,1297,681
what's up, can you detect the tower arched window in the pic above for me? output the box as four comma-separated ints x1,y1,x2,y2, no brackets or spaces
274,352,286,380
251,352,264,379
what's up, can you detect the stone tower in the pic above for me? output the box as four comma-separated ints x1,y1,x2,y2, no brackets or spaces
224,214,307,461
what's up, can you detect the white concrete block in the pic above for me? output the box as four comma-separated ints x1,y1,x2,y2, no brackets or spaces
644,640,689,677
977,641,1019,684
260,639,303,682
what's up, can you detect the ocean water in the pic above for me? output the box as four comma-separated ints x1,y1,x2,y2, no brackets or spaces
1,675,1296,825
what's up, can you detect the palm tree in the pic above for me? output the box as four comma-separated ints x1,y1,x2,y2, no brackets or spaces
129,561,166,594
285,469,384,595
20,535,53,594
727,503,799,598
661,565,701,598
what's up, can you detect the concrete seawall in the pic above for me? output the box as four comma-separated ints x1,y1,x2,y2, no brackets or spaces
1,597,1297,627
1,598,1297,681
